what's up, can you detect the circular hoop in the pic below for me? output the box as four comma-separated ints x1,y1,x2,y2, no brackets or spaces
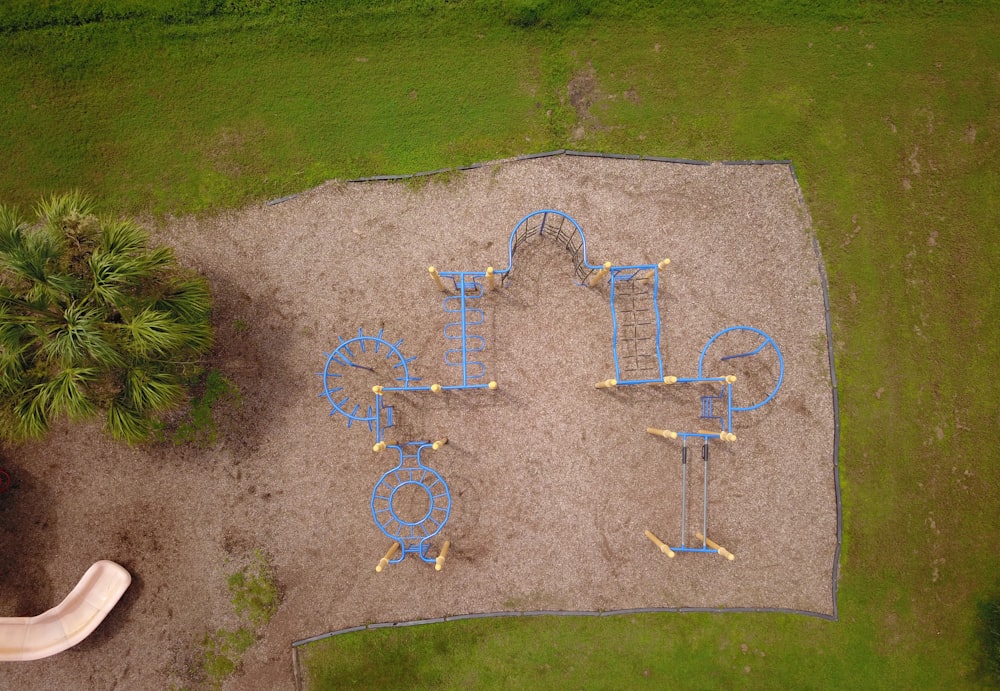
321,332,414,426
698,326,784,412
371,465,451,544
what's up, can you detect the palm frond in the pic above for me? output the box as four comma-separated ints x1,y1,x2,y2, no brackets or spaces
87,252,130,308
43,366,98,421
89,230,176,310
118,307,186,357
40,302,121,368
0,308,29,391
8,382,52,441
34,191,96,229
136,245,175,274
1,222,88,304
98,218,148,255
105,397,151,444
88,249,145,307
125,366,183,412
0,204,27,255
180,321,214,355
157,276,213,323
1,230,59,295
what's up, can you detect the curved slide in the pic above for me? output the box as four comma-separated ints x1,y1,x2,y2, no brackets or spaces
0,560,131,661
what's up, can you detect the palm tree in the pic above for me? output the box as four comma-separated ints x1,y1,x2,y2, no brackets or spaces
0,192,213,443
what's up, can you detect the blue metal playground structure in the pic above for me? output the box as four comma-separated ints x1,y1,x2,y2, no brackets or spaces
319,210,784,568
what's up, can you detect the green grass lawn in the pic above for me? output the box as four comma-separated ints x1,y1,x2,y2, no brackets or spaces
3,1,999,688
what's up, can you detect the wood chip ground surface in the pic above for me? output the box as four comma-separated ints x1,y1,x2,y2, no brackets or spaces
0,156,837,690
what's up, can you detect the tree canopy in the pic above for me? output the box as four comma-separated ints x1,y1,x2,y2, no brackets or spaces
0,192,213,443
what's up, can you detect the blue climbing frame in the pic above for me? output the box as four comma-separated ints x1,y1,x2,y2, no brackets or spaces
645,326,785,557
319,328,419,442
671,436,716,554
438,210,667,385
436,271,491,389
698,325,784,413
370,443,452,565
319,210,787,565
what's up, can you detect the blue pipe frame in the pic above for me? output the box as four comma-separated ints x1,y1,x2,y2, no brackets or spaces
320,211,787,565
438,210,667,385
370,442,452,565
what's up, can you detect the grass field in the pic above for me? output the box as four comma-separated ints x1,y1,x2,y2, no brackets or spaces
2,1,999,688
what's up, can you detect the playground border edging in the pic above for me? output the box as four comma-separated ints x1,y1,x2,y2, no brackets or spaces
283,151,843,689
291,603,838,651
265,150,805,206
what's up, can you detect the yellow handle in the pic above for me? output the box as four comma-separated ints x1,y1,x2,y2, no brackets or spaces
595,378,617,389
588,261,613,287
696,430,737,442
696,532,735,561
428,266,447,292
640,260,669,285
644,530,675,558
646,428,677,440
376,542,400,572
432,437,448,451
435,541,451,571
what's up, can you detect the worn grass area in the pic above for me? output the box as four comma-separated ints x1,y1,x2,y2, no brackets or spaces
4,1,999,688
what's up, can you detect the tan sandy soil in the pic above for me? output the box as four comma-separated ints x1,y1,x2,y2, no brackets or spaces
0,155,836,690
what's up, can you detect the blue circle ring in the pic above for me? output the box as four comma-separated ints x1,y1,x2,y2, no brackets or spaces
697,326,784,412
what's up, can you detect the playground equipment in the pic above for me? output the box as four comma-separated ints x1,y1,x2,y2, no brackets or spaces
699,326,784,414
370,441,452,571
320,325,493,570
643,433,734,559
640,326,784,558
433,210,670,385
320,210,784,568
0,560,131,661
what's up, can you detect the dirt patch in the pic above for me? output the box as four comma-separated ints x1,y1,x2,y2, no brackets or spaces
567,62,603,140
0,156,836,690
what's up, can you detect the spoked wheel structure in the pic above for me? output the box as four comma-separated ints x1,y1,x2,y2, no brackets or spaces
370,443,451,563
319,327,419,431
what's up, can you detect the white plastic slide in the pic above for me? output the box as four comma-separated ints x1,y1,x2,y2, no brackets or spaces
0,560,131,661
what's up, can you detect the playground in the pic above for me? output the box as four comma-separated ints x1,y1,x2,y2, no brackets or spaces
0,154,837,689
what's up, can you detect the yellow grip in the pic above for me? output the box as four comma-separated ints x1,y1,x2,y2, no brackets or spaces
376,542,400,572
428,266,447,292
696,532,735,561
435,541,451,571
644,529,675,558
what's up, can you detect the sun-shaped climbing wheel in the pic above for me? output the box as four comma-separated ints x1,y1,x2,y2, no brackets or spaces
319,328,419,430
